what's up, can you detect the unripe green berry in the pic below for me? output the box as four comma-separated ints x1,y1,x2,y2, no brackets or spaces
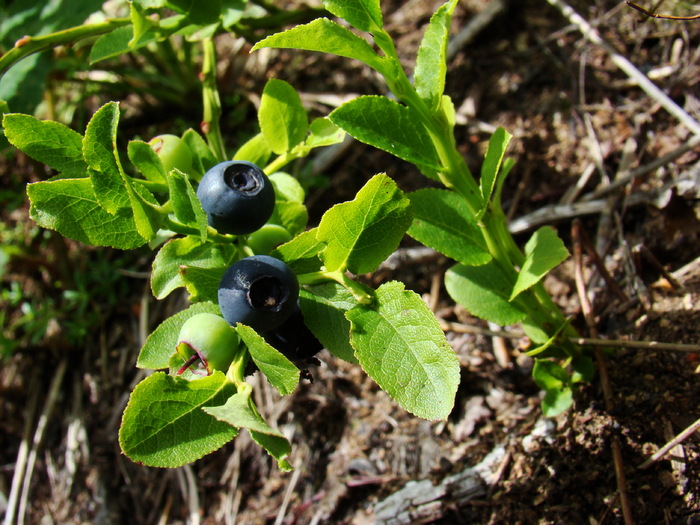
247,224,293,255
176,313,239,376
149,134,193,175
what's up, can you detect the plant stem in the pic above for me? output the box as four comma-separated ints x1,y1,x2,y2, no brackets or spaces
200,38,227,162
373,29,577,346
264,152,297,175
162,216,233,243
298,270,373,304
130,176,168,194
226,349,250,389
0,18,131,78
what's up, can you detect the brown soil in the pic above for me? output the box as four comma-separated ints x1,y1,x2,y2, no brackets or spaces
2,1,699,524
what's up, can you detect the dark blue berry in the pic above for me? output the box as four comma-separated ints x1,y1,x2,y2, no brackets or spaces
196,160,275,235
218,255,299,332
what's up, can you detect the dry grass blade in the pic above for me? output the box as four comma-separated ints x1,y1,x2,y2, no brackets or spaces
626,1,700,20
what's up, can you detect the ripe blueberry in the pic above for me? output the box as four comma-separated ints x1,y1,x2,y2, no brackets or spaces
196,160,275,235
175,313,239,376
264,304,323,370
218,255,299,332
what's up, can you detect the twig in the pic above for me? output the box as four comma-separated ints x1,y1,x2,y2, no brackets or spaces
16,359,68,525
508,194,647,233
573,219,629,303
572,222,635,525
634,244,683,290
545,0,700,137
571,337,700,353
446,0,507,60
638,416,700,469
625,1,700,20
440,319,700,352
582,135,700,202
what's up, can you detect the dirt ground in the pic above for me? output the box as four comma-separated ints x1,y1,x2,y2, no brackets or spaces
2,0,699,524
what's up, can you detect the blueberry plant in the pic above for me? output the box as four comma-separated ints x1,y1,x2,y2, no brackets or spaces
1,0,592,469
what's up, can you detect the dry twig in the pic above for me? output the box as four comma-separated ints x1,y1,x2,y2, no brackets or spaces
544,0,700,136
638,417,700,469
572,221,635,525
625,1,700,20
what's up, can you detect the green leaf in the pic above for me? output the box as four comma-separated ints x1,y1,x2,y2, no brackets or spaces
234,132,272,168
119,371,237,468
182,128,217,179
26,178,145,249
236,325,299,395
407,189,490,266
259,79,308,155
127,181,162,242
300,283,358,364
303,117,346,149
203,387,292,470
167,0,222,24
346,281,459,420
252,18,385,71
269,172,305,203
268,200,308,237
323,0,383,31
83,102,130,213
542,387,573,417
414,0,457,110
137,302,221,370
478,127,512,217
167,169,208,240
571,356,595,384
532,360,570,391
129,1,155,47
329,96,440,171
221,0,246,30
180,265,227,303
317,173,412,275
90,26,136,63
533,360,574,416
151,236,235,299
2,113,85,175
272,228,325,274
128,140,167,184
510,226,569,301
524,319,571,357
445,261,526,326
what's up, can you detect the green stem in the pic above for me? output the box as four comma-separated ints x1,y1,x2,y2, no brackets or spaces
200,38,227,162
162,216,234,243
130,176,168,194
0,18,131,78
298,270,373,305
226,348,250,389
264,152,297,175
372,28,578,347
